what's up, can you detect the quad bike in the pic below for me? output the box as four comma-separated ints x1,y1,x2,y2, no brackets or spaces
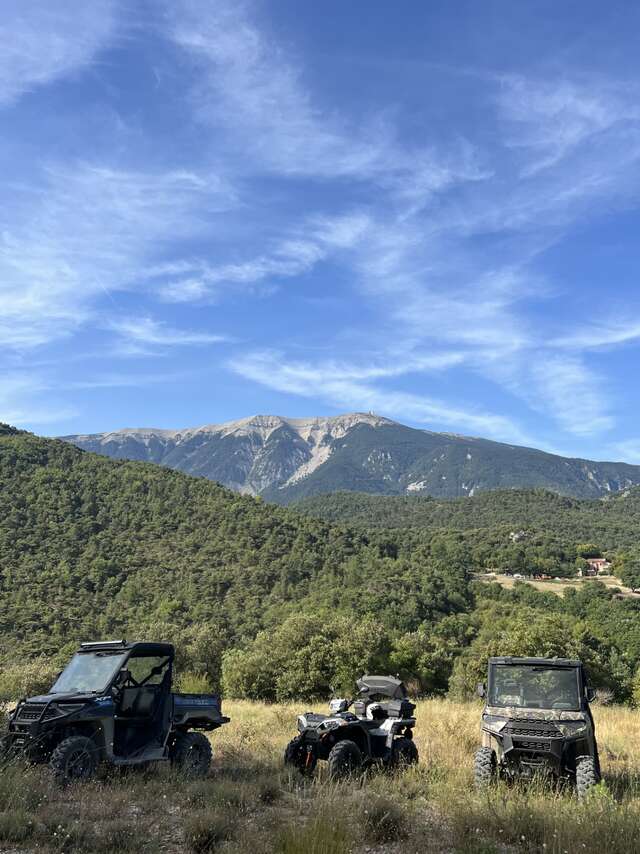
2,639,229,784
474,656,601,798
284,675,418,780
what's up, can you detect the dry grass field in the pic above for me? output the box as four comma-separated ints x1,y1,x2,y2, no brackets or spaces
3,698,640,854
478,572,640,599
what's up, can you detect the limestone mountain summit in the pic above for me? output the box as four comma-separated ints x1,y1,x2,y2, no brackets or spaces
62,413,640,502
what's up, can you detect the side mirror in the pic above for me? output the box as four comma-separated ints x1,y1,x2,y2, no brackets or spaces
586,687,597,703
329,698,348,714
476,682,486,699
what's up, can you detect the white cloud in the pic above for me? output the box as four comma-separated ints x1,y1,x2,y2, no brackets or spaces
0,163,230,350
497,74,640,174
0,375,77,426
165,0,486,198
0,0,118,107
109,316,228,350
158,211,372,302
557,319,640,352
528,356,613,436
612,440,640,464
230,349,532,444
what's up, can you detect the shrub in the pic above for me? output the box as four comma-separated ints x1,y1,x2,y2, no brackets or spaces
359,794,408,842
0,658,60,702
184,809,235,853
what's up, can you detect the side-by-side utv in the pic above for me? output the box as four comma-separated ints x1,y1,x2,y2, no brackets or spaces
2,640,229,783
284,675,418,780
475,656,600,798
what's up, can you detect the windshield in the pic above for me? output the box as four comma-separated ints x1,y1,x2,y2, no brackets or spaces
489,664,581,710
50,651,127,694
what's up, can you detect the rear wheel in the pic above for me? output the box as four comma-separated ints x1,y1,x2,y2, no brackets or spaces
284,736,317,775
474,746,496,789
391,736,419,769
50,736,99,784
575,755,600,799
170,732,212,778
327,739,362,781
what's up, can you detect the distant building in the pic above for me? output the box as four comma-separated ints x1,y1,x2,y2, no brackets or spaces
578,558,612,578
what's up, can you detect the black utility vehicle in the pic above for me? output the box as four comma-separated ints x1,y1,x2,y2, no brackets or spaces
284,675,418,780
2,640,229,783
475,656,600,798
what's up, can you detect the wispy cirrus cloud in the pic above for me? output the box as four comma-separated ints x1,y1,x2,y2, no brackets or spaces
0,163,231,350
230,349,532,443
497,74,640,175
158,210,372,302
160,3,640,444
0,375,78,426
3,0,640,453
0,0,119,107
165,0,487,195
556,318,640,352
109,316,229,351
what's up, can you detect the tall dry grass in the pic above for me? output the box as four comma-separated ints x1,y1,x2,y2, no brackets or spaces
2,698,640,853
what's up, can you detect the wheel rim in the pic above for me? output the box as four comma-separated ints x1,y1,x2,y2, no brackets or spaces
186,745,204,772
66,748,93,780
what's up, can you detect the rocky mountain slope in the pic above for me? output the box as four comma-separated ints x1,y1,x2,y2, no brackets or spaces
62,413,640,502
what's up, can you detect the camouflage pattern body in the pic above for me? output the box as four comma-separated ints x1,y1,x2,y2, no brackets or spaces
478,657,599,780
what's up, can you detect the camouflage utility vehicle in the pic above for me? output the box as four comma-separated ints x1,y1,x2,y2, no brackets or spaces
475,656,600,797
284,675,418,780
2,640,229,783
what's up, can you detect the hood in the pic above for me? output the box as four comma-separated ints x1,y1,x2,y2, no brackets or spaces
25,692,102,704
485,705,585,722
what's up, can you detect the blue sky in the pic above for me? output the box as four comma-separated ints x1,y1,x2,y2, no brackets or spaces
3,0,640,461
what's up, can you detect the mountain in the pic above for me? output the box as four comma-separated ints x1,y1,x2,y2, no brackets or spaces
62,413,640,502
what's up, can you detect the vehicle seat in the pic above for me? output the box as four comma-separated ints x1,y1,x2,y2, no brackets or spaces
119,687,158,719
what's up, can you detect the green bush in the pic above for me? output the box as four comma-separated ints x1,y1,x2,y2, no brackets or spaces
0,658,59,702
221,612,393,701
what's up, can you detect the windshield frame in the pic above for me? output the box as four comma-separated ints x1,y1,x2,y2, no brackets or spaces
50,650,128,695
488,663,582,711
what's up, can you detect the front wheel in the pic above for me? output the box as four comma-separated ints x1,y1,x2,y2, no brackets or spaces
284,736,317,775
474,746,496,789
575,755,600,799
327,739,362,781
391,736,419,770
170,732,212,778
50,736,99,784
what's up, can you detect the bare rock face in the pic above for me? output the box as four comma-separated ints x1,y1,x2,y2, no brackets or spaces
62,413,640,503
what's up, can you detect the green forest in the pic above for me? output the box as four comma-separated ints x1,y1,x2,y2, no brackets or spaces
1,425,640,706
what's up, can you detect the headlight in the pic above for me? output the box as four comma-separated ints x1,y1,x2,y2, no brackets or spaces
482,714,507,733
320,719,344,731
557,721,588,737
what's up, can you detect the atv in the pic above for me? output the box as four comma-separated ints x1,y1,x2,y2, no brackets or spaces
474,656,601,798
2,640,229,784
284,675,418,780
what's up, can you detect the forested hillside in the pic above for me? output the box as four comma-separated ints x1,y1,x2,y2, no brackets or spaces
294,488,640,550
2,425,640,706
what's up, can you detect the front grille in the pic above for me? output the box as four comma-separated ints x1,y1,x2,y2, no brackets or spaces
505,719,561,738
17,704,45,721
516,740,551,751
17,703,59,722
